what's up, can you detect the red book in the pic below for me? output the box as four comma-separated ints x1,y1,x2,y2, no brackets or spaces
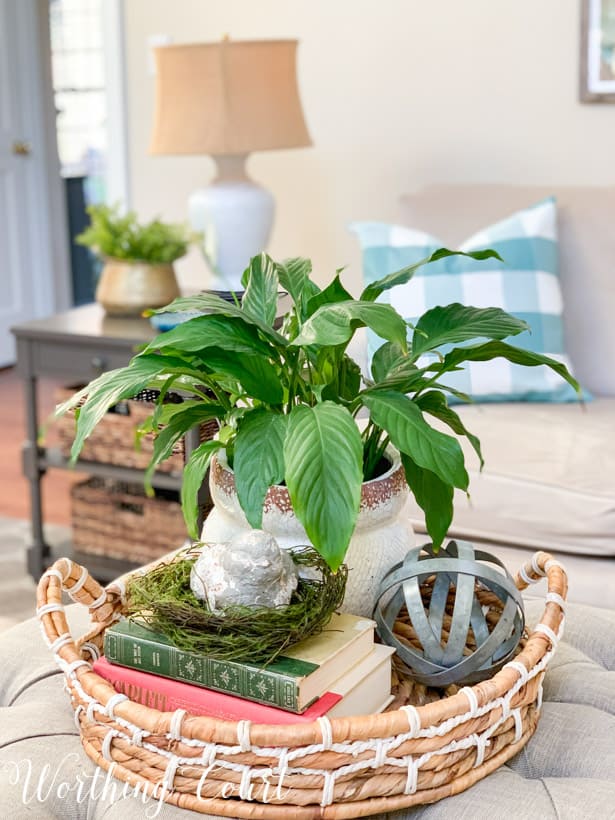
93,657,342,724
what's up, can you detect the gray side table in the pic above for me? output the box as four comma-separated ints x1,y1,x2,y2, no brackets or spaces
11,303,205,583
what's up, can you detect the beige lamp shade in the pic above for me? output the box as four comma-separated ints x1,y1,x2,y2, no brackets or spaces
150,39,312,156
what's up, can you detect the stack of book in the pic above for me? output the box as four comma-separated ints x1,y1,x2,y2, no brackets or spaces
94,612,394,724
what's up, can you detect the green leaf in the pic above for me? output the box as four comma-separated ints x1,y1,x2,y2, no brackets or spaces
204,350,284,405
412,304,529,358
434,340,582,395
234,409,288,528
361,390,469,490
141,314,272,358
67,355,207,463
241,253,280,326
305,273,353,317
416,390,483,468
283,402,363,571
361,248,503,302
291,301,408,351
276,257,319,308
401,453,454,550
144,402,225,491
371,342,407,382
145,292,286,345
181,440,222,539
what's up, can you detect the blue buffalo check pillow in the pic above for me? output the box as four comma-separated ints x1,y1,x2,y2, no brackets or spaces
350,197,583,402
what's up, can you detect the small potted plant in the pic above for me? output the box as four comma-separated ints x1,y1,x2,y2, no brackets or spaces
76,203,195,316
59,251,579,614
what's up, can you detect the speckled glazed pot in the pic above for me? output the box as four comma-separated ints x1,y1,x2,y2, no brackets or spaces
201,448,415,617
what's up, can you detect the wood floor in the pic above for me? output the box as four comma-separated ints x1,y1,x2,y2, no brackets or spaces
0,366,79,525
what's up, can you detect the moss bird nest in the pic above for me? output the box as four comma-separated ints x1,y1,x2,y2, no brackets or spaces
124,545,348,664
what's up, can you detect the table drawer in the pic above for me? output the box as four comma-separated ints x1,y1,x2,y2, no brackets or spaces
32,340,135,379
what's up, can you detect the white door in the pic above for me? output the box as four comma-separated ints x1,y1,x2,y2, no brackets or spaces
0,0,68,366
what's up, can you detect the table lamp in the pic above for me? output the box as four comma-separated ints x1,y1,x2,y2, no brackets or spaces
150,38,312,291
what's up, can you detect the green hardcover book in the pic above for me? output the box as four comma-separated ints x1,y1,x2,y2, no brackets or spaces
103,612,375,713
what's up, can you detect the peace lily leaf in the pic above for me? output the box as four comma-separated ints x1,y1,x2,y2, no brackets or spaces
361,248,503,302
291,301,408,351
412,304,529,358
68,355,207,463
435,340,582,395
181,440,223,539
305,273,353,317
241,253,280,326
284,402,363,571
144,402,224,492
371,342,407,383
276,257,319,308
234,409,288,528
417,390,483,468
146,292,286,345
402,453,454,550
141,314,272,358
204,350,284,405
362,390,469,490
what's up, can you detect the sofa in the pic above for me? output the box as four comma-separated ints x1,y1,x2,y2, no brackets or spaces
383,185,615,609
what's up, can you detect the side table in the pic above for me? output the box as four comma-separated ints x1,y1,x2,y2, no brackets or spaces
11,303,206,583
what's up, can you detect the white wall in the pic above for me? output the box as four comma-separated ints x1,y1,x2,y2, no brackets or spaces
123,0,615,292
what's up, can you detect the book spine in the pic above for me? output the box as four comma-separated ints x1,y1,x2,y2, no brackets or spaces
93,659,342,725
104,630,300,711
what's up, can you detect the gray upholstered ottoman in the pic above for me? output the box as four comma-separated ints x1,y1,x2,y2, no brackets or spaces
0,601,614,820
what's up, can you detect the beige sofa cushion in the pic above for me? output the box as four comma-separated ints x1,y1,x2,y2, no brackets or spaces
400,185,615,397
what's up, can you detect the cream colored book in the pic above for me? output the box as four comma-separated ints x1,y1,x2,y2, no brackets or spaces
327,643,395,718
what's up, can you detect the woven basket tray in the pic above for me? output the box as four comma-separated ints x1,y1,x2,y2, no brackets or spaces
37,550,567,818
55,386,218,473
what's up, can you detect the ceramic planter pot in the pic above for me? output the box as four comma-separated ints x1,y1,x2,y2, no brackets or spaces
95,259,180,317
201,448,415,617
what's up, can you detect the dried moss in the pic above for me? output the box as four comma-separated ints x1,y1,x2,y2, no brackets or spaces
124,545,348,664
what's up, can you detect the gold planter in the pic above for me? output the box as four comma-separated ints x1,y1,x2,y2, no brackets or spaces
95,259,180,317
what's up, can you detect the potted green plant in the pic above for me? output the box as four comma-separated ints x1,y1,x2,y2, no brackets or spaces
76,203,195,316
59,251,579,614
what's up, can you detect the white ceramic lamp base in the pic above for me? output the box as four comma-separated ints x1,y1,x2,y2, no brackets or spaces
189,154,274,292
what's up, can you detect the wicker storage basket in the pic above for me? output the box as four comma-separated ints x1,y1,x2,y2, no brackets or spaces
55,386,218,473
71,477,188,563
37,550,567,818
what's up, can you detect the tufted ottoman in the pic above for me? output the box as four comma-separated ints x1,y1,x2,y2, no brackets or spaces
0,601,614,820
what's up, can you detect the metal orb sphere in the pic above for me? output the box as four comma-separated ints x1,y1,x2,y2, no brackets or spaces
374,540,525,687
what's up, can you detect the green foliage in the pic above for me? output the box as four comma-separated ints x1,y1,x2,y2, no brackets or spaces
59,249,581,571
76,203,194,264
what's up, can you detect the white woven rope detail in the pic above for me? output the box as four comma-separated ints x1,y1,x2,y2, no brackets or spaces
201,744,217,767
472,732,490,768
132,727,146,746
373,740,387,769
67,566,89,599
107,578,127,605
105,693,129,718
544,559,564,573
36,603,64,618
59,557,74,579
102,729,120,762
504,660,529,686
531,554,547,577
236,720,252,753
519,564,539,585
534,623,559,646
513,708,523,743
499,694,511,720
73,705,84,730
62,659,92,678
239,767,252,801
89,589,108,610
169,709,187,742
404,756,419,795
537,681,544,712
50,632,72,653
162,755,180,793
317,716,333,750
81,641,101,661
321,771,336,807
545,592,567,612
41,568,64,584
400,704,421,737
86,700,98,723
276,747,289,777
459,687,479,717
